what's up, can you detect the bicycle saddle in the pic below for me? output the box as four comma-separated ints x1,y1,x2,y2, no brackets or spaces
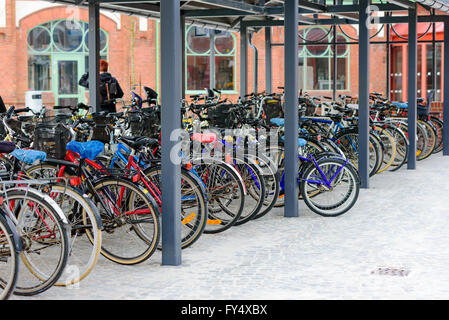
280,136,307,147
392,102,408,109
11,149,46,164
270,118,285,127
191,132,216,144
120,136,159,150
0,141,16,153
334,106,353,114
66,140,104,160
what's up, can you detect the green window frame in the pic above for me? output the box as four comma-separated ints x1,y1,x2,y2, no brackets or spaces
299,26,350,92
27,19,109,92
185,26,237,95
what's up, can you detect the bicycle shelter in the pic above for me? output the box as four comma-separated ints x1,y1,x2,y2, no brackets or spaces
47,0,449,266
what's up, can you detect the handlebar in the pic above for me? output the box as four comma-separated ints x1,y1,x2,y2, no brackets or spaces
13,107,30,114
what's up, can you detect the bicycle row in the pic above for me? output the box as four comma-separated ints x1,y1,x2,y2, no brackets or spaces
0,86,360,298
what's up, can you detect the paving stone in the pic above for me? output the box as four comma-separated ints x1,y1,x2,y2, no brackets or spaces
10,153,449,299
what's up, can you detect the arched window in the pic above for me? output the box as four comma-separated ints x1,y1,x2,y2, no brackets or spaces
27,20,108,105
185,26,236,93
298,26,350,91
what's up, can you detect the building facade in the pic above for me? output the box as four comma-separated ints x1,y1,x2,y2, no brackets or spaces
0,0,444,113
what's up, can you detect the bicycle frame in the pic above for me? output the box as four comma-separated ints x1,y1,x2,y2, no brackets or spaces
279,152,348,193
49,150,157,219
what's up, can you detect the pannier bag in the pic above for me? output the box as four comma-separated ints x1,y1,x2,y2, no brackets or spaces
33,123,70,159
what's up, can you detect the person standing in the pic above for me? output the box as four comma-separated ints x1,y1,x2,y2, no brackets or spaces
79,59,124,112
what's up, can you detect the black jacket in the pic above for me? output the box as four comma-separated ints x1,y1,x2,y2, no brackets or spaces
79,72,124,112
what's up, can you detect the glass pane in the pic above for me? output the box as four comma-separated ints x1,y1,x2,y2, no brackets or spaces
85,29,108,52
58,97,78,106
331,56,348,90
187,27,210,54
436,42,442,101
28,55,51,90
305,27,330,43
367,43,387,97
298,29,305,56
306,44,329,57
425,43,434,96
187,55,210,91
28,26,51,51
58,61,78,95
390,45,403,101
298,56,305,91
215,32,234,54
391,22,433,41
215,56,234,91
331,35,349,57
306,57,329,90
417,44,422,97
53,20,83,51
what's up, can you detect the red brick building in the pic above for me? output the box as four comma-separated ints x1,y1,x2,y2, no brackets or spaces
0,0,444,111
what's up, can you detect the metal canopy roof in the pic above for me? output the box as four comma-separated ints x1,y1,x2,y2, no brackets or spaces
49,0,449,31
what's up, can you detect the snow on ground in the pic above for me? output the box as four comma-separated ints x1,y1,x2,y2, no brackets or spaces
12,153,449,300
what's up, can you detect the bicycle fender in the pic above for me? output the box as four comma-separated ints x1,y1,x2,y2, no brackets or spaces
0,208,22,252
7,187,69,225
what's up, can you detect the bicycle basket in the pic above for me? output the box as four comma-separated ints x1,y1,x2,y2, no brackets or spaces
262,99,284,122
207,103,235,128
33,123,71,159
127,111,141,135
127,109,159,137
91,115,111,143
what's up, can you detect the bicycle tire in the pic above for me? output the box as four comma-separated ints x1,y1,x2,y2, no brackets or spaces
143,166,208,249
0,210,20,300
4,189,70,296
88,177,160,265
49,184,102,287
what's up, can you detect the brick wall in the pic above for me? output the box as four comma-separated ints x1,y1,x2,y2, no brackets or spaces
0,2,158,109
0,1,444,110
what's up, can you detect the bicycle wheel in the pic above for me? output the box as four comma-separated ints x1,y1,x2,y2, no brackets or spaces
384,124,408,171
335,130,380,177
300,157,360,217
416,122,428,159
26,163,72,180
48,184,102,287
429,116,443,153
3,189,70,296
88,177,160,265
27,164,102,284
320,138,346,157
143,166,207,249
232,158,265,226
372,125,397,173
247,153,280,220
193,162,245,234
370,133,384,175
265,144,285,207
417,119,436,160
0,210,20,300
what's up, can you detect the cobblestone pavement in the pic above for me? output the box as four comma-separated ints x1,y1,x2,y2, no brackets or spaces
12,154,449,300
